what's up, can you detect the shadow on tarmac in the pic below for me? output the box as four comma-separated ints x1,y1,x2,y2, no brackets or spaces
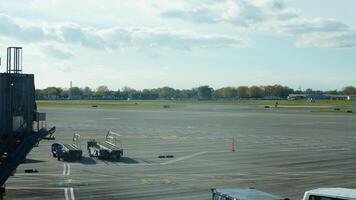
79,156,97,165
100,157,140,164
23,158,47,164
63,156,139,165
63,156,97,165
116,157,139,164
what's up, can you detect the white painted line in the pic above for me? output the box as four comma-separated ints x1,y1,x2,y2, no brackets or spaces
7,186,75,200
62,163,66,175
66,164,71,176
61,163,70,176
212,150,232,153
161,151,207,165
64,188,69,200
70,188,75,200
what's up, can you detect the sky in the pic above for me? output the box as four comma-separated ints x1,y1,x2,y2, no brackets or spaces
0,0,355,91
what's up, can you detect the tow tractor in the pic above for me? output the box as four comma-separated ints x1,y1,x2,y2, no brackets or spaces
51,133,82,161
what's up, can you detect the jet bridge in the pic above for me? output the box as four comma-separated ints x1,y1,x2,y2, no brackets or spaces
0,47,55,199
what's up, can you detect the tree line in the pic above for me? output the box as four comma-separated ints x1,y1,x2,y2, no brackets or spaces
35,85,356,100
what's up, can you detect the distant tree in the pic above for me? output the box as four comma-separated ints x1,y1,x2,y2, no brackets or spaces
197,85,213,100
35,89,42,98
95,85,109,97
140,89,158,100
264,85,293,98
112,89,120,99
341,86,356,95
82,87,93,98
264,85,274,96
294,90,303,94
157,87,176,99
128,90,140,99
214,87,238,99
35,84,351,101
172,89,183,99
36,89,47,99
46,87,61,97
36,87,61,99
120,91,129,100
68,87,83,99
326,90,339,95
122,86,135,92
305,88,313,94
277,85,294,97
237,86,249,98
180,89,197,99
60,89,69,99
249,86,264,98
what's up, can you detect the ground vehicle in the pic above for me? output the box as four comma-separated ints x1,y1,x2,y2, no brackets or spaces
87,130,123,160
211,188,285,200
212,188,356,200
87,140,123,160
51,143,82,161
303,188,356,200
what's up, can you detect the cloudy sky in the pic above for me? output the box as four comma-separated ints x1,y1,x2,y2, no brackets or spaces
0,0,355,90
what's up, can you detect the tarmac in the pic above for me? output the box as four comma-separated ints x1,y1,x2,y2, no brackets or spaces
4,104,356,199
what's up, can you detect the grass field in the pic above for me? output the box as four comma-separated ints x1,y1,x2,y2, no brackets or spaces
36,100,180,109
36,99,356,110
208,99,356,106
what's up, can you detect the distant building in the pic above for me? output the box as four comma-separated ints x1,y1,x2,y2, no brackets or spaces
288,94,329,100
306,94,330,100
287,94,307,100
347,95,356,100
263,96,282,100
288,94,356,101
328,95,348,100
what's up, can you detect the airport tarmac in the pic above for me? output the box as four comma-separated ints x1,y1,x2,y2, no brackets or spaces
5,104,356,199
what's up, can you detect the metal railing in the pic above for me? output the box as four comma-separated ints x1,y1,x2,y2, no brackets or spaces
6,47,23,74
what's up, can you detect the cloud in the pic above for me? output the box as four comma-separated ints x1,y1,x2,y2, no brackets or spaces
273,18,349,35
0,14,46,42
295,31,356,49
160,0,300,29
0,13,249,51
59,24,106,49
101,27,249,50
2,1,354,50
161,8,219,24
159,0,354,48
41,45,74,59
